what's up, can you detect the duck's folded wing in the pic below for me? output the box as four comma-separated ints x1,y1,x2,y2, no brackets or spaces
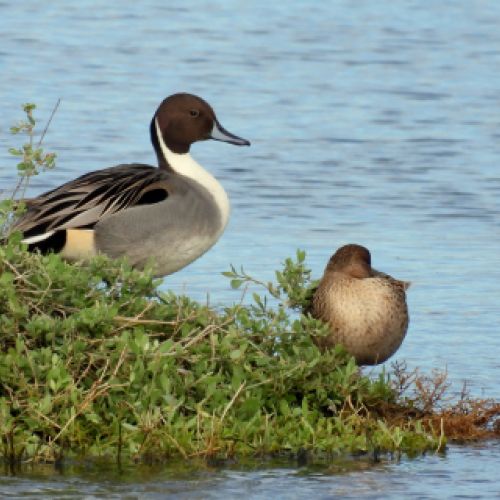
371,268,411,292
13,164,170,243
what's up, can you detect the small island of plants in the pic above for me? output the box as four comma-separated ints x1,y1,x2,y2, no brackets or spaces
0,104,499,467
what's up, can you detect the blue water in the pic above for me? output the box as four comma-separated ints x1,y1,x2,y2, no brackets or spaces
1,0,500,497
2,444,500,499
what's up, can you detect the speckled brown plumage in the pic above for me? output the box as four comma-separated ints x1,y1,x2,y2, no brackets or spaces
311,244,410,365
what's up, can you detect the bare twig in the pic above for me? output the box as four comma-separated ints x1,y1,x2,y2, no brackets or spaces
38,98,61,147
220,382,246,424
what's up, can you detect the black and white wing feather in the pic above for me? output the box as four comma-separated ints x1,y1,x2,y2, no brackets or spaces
14,164,170,242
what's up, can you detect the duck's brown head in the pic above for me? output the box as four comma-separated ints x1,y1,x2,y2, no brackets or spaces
325,244,372,279
151,93,250,156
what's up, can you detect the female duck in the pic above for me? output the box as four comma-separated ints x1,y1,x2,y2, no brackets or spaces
311,244,410,365
13,93,250,277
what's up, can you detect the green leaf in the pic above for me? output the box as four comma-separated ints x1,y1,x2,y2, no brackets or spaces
230,279,243,289
279,399,291,416
230,349,241,360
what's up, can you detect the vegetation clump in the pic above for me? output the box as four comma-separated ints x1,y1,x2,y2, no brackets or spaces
0,239,440,463
0,104,498,466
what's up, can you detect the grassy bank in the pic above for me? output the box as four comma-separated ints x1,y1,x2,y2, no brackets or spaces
1,104,499,465
0,239,438,463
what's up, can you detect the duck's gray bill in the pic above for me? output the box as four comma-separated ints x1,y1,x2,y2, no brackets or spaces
210,120,250,146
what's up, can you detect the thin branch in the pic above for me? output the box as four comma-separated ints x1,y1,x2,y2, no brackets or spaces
38,98,61,147
220,382,246,424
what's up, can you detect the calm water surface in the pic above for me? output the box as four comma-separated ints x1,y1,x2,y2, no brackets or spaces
1,0,500,497
2,445,500,499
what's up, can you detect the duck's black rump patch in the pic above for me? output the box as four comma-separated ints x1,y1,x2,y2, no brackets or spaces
28,231,67,254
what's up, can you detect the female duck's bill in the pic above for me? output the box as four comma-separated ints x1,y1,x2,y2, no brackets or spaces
12,93,250,277
311,244,410,365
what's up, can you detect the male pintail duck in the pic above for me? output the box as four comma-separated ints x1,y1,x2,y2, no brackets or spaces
311,244,410,365
12,93,250,277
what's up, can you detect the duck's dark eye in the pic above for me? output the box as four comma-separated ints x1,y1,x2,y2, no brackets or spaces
190,109,200,118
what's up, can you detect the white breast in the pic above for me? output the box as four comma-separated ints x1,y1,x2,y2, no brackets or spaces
155,118,230,233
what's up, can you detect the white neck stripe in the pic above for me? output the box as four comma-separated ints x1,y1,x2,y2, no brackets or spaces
154,118,230,230
155,117,170,166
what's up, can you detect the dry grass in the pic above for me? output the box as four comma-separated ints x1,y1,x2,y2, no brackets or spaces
370,362,500,443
